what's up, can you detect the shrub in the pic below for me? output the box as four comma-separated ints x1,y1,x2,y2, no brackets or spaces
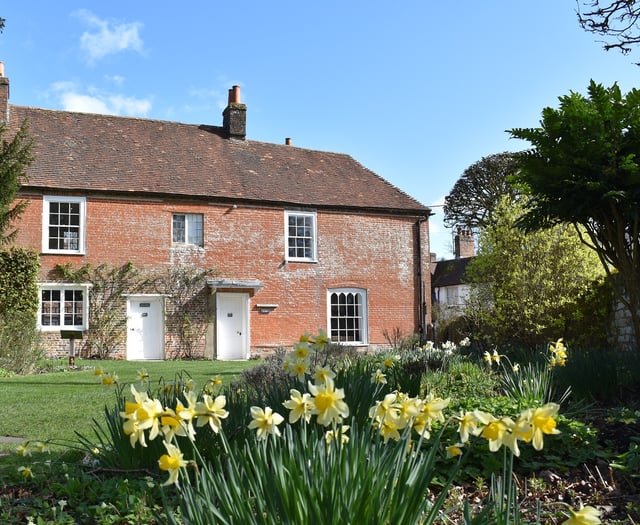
0,310,43,374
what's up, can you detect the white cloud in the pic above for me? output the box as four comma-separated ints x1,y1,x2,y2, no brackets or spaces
74,9,144,63
52,82,151,117
105,74,125,86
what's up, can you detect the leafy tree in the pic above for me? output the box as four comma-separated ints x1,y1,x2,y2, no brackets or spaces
443,152,520,231
0,120,33,245
464,197,607,350
578,1,640,61
509,80,640,351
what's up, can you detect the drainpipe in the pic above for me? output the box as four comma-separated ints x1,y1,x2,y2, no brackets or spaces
416,215,430,344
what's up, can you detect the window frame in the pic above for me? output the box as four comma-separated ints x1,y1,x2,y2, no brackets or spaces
42,196,87,254
38,283,90,331
327,288,368,345
285,210,317,262
172,213,204,248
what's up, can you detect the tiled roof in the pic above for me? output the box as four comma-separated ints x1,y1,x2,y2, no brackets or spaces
9,105,429,214
432,257,473,288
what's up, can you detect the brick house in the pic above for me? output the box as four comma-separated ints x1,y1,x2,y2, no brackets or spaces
2,65,433,360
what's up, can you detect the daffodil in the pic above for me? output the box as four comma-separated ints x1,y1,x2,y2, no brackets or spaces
160,409,189,442
33,441,48,453
308,377,349,426
158,441,188,486
312,329,329,348
16,443,30,456
101,372,118,385
382,356,395,369
562,504,601,525
289,357,310,382
136,368,149,383
517,402,560,450
414,393,450,436
456,411,481,443
210,375,223,386
94,367,104,376
313,365,335,384
483,351,492,365
378,416,403,443
369,392,399,421
446,443,464,458
248,406,285,439
371,368,387,384
282,388,314,424
325,425,350,447
293,342,310,359
18,466,33,478
194,394,229,433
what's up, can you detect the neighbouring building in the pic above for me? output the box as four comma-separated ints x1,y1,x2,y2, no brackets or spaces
2,63,433,360
431,228,474,323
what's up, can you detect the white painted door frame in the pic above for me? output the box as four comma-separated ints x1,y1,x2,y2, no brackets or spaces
126,295,165,360
216,292,249,360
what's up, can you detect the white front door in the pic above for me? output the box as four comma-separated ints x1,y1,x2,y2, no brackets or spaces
127,296,165,360
216,292,249,360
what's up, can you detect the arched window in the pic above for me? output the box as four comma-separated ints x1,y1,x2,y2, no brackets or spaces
327,288,367,344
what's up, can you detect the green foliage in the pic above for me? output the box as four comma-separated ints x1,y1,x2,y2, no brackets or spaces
509,80,640,351
57,262,153,358
0,248,41,374
444,152,521,230
0,247,39,315
464,196,606,349
0,311,43,374
164,423,462,525
0,119,33,245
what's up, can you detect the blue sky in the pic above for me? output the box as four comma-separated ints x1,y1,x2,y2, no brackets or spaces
1,1,639,257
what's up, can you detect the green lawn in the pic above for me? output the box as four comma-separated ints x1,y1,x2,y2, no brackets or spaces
0,358,256,453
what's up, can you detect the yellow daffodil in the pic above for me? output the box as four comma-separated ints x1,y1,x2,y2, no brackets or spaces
313,365,335,384
446,443,464,458
248,406,285,440
414,393,450,436
158,441,188,486
562,504,601,525
369,392,399,421
160,409,189,442
483,351,492,365
175,391,198,441
371,368,388,384
101,372,118,386
395,392,421,424
378,416,403,443
16,443,30,456
136,368,149,383
210,375,223,386
18,466,33,478
512,363,521,373
517,402,561,450
194,394,229,434
456,411,481,443
184,379,196,392
33,441,48,453
308,377,350,426
282,388,314,424
312,329,329,347
293,342,310,359
325,425,350,447
94,367,104,376
382,356,395,369
289,358,310,382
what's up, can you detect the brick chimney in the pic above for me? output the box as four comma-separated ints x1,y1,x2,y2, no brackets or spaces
454,228,475,258
0,62,9,123
222,85,246,139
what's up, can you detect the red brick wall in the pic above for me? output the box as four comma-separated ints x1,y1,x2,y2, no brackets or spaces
13,192,431,356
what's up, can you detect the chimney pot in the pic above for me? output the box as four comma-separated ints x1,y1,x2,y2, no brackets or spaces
228,85,241,104
222,85,247,139
285,137,292,146
0,62,5,77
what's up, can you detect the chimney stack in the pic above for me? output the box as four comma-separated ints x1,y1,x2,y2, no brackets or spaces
0,61,9,123
222,85,246,140
454,228,475,258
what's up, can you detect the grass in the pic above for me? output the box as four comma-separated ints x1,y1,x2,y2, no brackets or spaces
0,358,256,453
